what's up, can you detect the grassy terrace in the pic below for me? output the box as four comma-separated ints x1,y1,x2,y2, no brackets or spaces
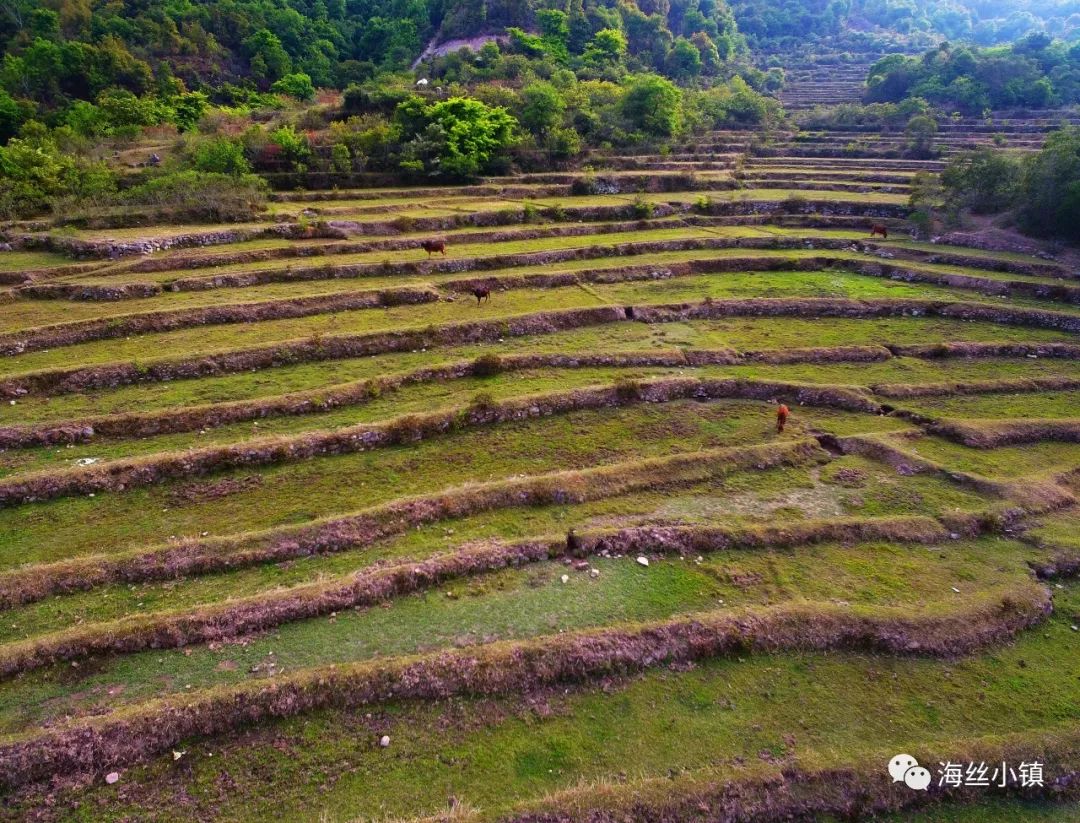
0,402,915,562
4,578,1077,821
4,299,1076,382
6,346,1080,431
1,135,1079,822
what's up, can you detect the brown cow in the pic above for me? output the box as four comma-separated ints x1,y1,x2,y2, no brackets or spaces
421,239,447,257
869,224,888,239
471,287,491,304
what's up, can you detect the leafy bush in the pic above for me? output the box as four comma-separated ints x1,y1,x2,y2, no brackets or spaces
614,378,642,401
397,96,518,179
866,39,1078,113
632,194,654,218
269,125,311,169
120,171,268,222
620,75,682,138
271,73,316,101
1016,128,1080,242
472,354,504,377
941,148,1021,214
0,130,115,219
190,138,251,176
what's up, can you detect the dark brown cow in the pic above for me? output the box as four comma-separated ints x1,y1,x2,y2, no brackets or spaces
471,287,491,304
421,239,447,257
869,224,889,239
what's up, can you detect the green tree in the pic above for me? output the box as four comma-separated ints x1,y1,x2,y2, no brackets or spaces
537,9,570,64
584,29,628,68
269,125,311,169
190,138,251,175
243,29,292,84
520,82,565,137
398,96,517,178
169,91,208,132
271,73,316,101
0,131,114,218
0,90,32,143
1017,127,1080,241
620,74,682,137
665,38,702,80
941,147,1021,213
904,113,938,157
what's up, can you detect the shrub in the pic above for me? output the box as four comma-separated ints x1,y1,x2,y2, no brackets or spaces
271,73,316,101
469,392,497,412
941,148,1020,214
168,92,209,132
632,195,654,219
330,143,351,173
780,194,807,214
614,378,642,401
548,127,581,160
571,174,598,195
269,125,311,170
120,171,268,222
386,414,429,443
472,354,504,377
189,138,251,175
397,96,518,179
0,132,116,219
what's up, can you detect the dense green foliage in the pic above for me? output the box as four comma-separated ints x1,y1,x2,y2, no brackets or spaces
0,0,746,122
939,128,1080,241
867,35,1080,112
0,124,114,219
333,72,778,174
397,96,519,176
730,0,1080,47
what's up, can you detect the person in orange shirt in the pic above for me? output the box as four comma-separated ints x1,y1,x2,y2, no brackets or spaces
775,400,789,433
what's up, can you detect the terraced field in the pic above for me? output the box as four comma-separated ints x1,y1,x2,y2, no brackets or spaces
3,132,1080,822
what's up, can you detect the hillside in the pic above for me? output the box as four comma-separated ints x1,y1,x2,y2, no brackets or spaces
730,0,1080,47
3,116,1080,820
0,0,743,108
5,1,1080,821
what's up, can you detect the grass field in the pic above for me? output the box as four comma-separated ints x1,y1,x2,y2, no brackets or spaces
1,120,1079,823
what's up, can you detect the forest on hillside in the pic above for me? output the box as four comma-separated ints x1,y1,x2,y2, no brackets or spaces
0,0,743,110
729,0,1080,47
866,34,1080,111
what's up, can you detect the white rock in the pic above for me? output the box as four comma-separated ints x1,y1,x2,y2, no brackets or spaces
105,771,120,784
173,750,186,761
379,735,391,748
951,587,961,593
636,556,649,567
589,568,600,578
560,574,569,583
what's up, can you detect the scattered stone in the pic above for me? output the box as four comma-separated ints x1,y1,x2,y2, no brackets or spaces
379,735,391,748
589,568,600,578
560,574,569,583
636,556,649,567
173,750,186,761
105,772,120,784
